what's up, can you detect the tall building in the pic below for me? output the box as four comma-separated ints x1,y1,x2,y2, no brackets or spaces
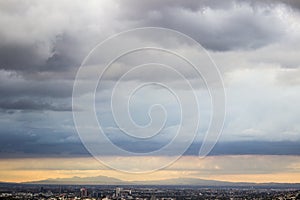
80,188,88,197
116,187,122,197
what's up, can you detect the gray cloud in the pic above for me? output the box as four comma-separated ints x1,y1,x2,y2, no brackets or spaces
0,0,293,78
0,44,47,72
249,0,300,11
118,0,288,51
0,73,73,98
0,99,71,112
0,0,299,159
0,1,116,75
0,135,299,158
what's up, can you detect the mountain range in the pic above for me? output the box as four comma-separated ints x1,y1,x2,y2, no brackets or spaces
21,175,300,188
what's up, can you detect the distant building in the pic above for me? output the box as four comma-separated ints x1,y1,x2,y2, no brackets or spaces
116,187,122,197
92,191,102,198
150,194,156,200
80,188,88,197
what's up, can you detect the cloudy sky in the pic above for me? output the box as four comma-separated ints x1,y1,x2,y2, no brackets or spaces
1,0,300,183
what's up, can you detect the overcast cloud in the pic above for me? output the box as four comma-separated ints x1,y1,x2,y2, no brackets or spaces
0,0,300,158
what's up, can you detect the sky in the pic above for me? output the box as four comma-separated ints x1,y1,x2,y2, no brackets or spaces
0,0,300,183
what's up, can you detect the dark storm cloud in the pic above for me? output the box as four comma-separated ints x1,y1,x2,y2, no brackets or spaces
118,0,235,16
0,129,86,158
112,140,300,156
0,1,102,75
248,0,300,10
0,34,86,74
41,33,95,73
119,0,300,14
0,130,88,158
117,0,288,51
0,99,71,112
0,137,299,158
283,0,300,10
0,44,46,72
0,77,73,98
203,141,300,156
0,70,73,112
0,0,292,77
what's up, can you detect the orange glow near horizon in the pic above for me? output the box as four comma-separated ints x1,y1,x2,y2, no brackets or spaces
0,155,300,183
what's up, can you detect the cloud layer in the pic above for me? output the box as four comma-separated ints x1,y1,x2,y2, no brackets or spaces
0,0,300,158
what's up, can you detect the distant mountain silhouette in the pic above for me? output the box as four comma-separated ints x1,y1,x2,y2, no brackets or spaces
23,176,300,187
133,177,241,186
25,175,124,185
